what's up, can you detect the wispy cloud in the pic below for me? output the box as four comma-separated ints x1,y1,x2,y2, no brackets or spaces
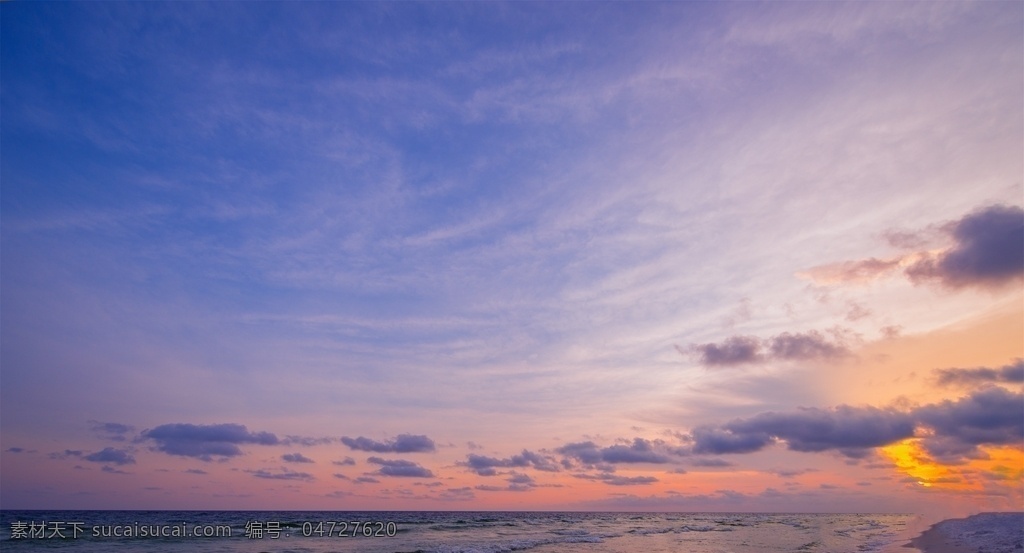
247,468,315,482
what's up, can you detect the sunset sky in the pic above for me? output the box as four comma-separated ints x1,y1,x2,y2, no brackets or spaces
2,2,1022,516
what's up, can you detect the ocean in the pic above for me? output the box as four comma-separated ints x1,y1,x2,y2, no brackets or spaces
0,511,920,553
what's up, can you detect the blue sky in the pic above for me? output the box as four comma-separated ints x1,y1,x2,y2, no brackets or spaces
2,1,1022,512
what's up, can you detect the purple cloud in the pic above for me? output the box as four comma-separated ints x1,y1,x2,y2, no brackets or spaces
48,449,83,460
84,447,136,466
474,472,540,492
247,468,315,481
282,452,315,464
141,423,279,461
281,435,336,447
915,386,1024,463
89,421,135,442
690,336,763,366
684,387,1023,464
689,331,848,368
462,449,560,475
690,405,916,456
572,473,659,486
341,434,436,453
766,331,848,361
935,359,1024,387
906,204,1024,288
366,457,434,478
557,438,674,467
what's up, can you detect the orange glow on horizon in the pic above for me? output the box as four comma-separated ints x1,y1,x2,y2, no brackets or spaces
882,439,1024,494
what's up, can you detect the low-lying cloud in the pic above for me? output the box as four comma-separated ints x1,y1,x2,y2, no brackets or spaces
84,447,136,466
557,438,674,467
683,387,1023,464
341,434,436,453
366,457,434,478
140,423,279,461
573,472,659,486
282,453,315,464
463,449,561,476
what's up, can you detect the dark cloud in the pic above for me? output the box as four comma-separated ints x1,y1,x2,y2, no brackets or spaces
689,331,848,368
366,457,434,478
691,427,773,455
354,476,380,484
101,466,130,475
332,456,356,466
184,468,208,475
6,447,25,453
683,387,1023,464
600,439,673,464
141,423,279,461
690,336,762,366
935,360,1024,387
572,473,659,486
801,205,1024,290
462,449,560,475
905,204,1024,288
555,442,603,465
84,447,136,466
248,468,315,481
282,453,315,464
281,435,336,447
341,434,435,453
915,386,1024,463
766,331,848,361
690,406,916,455
557,438,675,467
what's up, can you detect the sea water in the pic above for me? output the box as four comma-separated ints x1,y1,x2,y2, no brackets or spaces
0,511,919,553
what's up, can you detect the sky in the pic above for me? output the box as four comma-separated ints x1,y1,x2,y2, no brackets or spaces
1,1,1022,516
